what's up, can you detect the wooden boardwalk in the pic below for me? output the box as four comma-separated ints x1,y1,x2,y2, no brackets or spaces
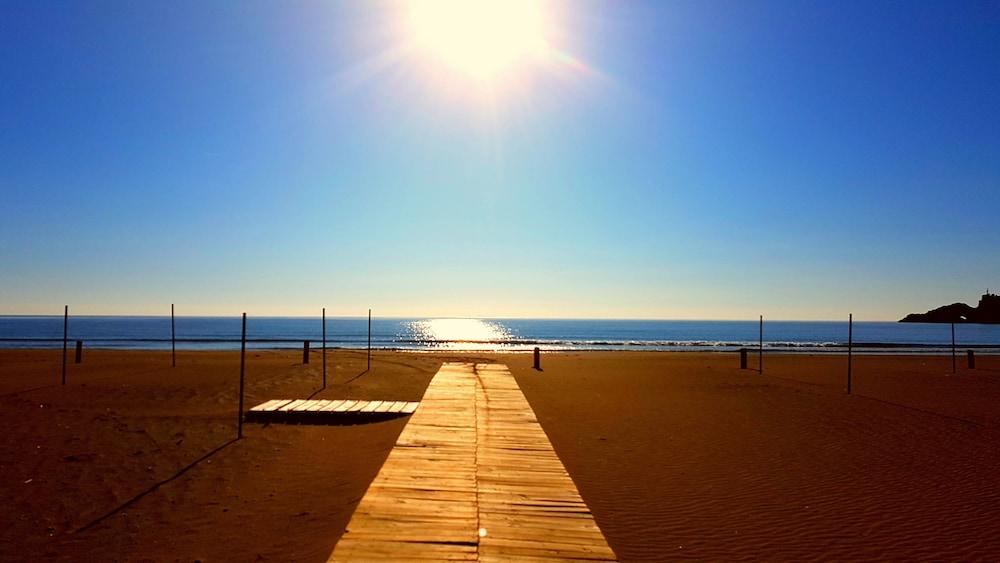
245,399,420,424
329,362,616,562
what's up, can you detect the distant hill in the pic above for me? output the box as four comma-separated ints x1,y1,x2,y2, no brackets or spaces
900,292,1000,324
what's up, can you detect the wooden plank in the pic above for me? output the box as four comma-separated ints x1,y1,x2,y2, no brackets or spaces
249,399,292,412
292,399,321,411
321,399,349,412
306,399,332,411
362,400,385,412
386,401,408,413
333,400,359,413
279,399,308,412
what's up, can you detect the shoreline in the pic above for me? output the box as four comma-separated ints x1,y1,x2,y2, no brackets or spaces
3,344,1000,355
5,317,999,356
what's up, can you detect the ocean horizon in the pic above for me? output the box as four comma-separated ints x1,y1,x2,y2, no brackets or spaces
2,316,998,354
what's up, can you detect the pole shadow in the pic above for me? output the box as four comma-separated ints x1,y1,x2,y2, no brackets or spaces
304,386,327,400
344,368,369,384
852,393,981,427
74,437,239,534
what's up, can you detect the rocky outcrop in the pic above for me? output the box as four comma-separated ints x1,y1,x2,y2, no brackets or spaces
900,292,1000,324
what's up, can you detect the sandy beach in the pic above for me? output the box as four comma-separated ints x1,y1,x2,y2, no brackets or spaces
7,1,998,560
2,349,999,561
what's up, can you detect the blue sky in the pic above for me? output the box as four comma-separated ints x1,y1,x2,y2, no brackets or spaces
2,1,998,319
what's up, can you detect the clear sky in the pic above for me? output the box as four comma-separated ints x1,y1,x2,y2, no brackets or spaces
2,1,998,320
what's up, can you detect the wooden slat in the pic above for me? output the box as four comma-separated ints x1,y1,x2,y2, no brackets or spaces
334,400,359,412
321,399,349,412
249,399,292,412
292,399,321,411
329,362,615,562
348,400,370,413
279,399,308,412
362,400,385,412
306,399,332,411
374,401,396,413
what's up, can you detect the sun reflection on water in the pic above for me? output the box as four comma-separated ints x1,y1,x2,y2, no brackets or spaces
407,318,513,350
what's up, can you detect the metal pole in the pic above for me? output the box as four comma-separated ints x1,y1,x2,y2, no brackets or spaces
75,340,82,364
171,303,176,368
951,322,956,374
322,307,327,388
758,315,763,374
847,313,853,395
238,312,246,439
303,340,310,364
368,308,372,371
62,305,68,385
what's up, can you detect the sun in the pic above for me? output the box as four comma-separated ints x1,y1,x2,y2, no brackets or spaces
407,0,550,81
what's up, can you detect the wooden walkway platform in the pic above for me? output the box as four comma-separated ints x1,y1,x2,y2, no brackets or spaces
329,362,616,561
245,399,420,424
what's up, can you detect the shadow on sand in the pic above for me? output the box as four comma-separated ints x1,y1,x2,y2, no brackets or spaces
74,438,239,534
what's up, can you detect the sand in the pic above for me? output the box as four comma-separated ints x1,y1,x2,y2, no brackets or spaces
506,352,1000,561
1,349,999,561
0,349,449,561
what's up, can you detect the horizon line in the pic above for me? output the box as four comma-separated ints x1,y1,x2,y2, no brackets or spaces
0,312,900,323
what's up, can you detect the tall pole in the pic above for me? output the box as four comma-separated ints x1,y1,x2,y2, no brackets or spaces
322,307,327,388
847,313,853,394
238,312,246,439
951,322,956,374
171,303,176,368
758,315,763,374
367,308,372,371
62,305,68,385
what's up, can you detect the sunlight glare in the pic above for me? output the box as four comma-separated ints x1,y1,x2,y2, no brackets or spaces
408,318,513,350
407,0,550,81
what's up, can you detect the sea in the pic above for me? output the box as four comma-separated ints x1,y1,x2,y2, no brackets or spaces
1,316,999,354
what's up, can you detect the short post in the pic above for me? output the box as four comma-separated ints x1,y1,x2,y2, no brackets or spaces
171,303,176,368
322,307,327,388
238,312,246,440
533,346,540,370
847,313,853,395
303,340,310,364
740,348,748,369
967,350,975,369
75,340,82,364
367,308,372,371
951,322,956,374
758,315,763,374
62,305,68,385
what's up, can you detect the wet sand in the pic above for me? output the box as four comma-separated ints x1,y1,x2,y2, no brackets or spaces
1,349,998,561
